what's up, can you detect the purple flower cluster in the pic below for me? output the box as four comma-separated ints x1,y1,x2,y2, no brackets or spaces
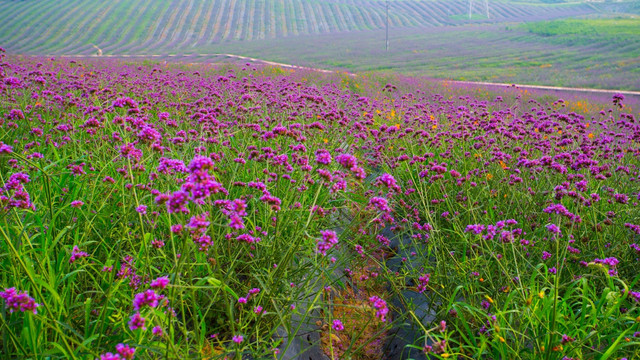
187,212,213,251
369,296,389,322
129,277,170,331
0,288,39,314
317,230,339,256
335,153,366,180
0,172,35,211
465,219,521,242
98,344,136,360
70,245,89,263
374,173,401,193
543,203,582,223
417,273,430,293
315,149,332,165
164,155,228,214
593,257,619,276
332,319,344,331
215,198,248,229
369,197,391,213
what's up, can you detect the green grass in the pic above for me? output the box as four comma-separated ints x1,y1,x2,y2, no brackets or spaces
451,14,490,21
207,21,640,91
524,17,640,37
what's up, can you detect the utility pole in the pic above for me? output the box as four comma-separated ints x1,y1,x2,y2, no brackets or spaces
385,0,389,51
469,0,473,19
485,0,490,18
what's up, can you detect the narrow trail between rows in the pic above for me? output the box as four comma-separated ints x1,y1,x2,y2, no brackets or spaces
50,52,640,96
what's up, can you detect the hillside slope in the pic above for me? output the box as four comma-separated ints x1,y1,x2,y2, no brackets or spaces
0,0,599,55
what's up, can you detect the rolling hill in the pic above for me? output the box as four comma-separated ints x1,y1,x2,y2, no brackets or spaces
0,0,604,55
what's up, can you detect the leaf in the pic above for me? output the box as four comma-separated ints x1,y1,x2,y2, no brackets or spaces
600,329,630,360
50,225,73,249
33,276,63,308
81,334,99,348
207,276,239,300
344,191,368,205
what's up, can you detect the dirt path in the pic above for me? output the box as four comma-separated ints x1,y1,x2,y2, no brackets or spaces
447,80,640,96
50,52,640,96
53,52,338,74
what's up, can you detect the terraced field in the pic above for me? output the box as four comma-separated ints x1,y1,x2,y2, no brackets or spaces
0,0,603,55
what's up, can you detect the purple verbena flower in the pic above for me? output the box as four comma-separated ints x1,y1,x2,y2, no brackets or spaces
369,296,388,322
0,288,39,314
132,290,163,310
70,246,89,263
317,230,339,256
150,276,170,289
128,312,146,331
332,319,344,331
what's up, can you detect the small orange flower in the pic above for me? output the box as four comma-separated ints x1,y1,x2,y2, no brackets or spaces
588,133,594,139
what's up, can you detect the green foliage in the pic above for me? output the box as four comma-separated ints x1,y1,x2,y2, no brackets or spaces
523,18,640,38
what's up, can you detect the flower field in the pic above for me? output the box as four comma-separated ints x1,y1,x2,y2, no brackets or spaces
0,0,599,56
1,49,640,359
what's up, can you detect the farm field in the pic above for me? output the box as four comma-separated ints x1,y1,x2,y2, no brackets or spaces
1,49,640,359
209,18,640,91
0,0,605,55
